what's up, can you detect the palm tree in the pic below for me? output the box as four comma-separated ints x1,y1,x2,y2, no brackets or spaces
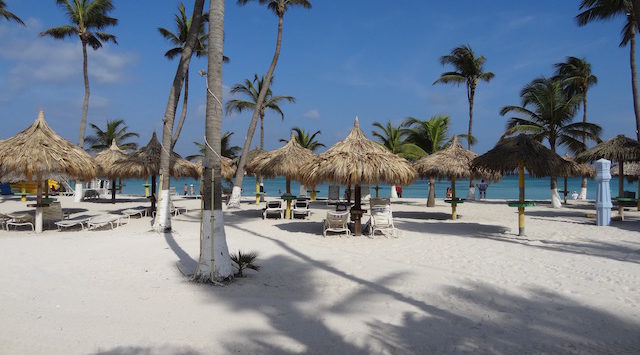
372,121,426,198
501,77,602,208
228,0,312,208
186,131,241,161
434,44,494,199
226,74,295,196
577,0,640,141
0,0,24,25
40,0,118,148
402,115,451,207
279,127,325,152
84,119,139,152
159,3,227,149
195,0,233,282
554,56,598,199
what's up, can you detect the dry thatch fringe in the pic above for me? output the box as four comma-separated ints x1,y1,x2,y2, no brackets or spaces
246,133,317,179
95,139,128,179
562,153,594,178
611,162,640,182
413,135,502,182
0,110,97,182
299,117,417,186
196,156,236,180
472,134,572,178
577,135,640,163
110,132,199,178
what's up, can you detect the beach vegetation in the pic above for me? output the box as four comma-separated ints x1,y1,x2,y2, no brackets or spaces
279,127,325,152
186,131,242,161
230,250,260,277
0,0,24,25
84,119,139,153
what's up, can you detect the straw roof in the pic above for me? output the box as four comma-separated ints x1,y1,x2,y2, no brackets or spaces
246,133,316,179
577,135,640,163
611,162,640,182
562,153,594,178
0,110,97,182
110,132,199,178
413,135,501,181
472,134,572,177
95,139,128,179
299,117,417,186
197,156,236,180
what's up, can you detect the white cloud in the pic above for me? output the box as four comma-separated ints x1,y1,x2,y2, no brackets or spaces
303,109,320,120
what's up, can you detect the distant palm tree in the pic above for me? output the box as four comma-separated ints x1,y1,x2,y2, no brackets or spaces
186,131,241,161
40,0,118,148
501,77,602,208
577,0,640,141
229,0,312,208
402,115,453,207
372,121,426,198
554,56,598,199
226,74,295,194
279,127,325,152
434,44,494,199
84,119,139,153
0,0,24,25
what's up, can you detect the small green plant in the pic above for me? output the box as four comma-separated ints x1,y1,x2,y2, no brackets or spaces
231,251,260,277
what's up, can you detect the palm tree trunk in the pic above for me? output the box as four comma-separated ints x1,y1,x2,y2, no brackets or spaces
171,67,190,150
550,143,561,208
632,22,640,142
427,176,435,207
466,84,476,200
228,14,285,208
579,94,589,199
155,0,205,232
195,0,233,282
74,41,91,203
259,113,264,202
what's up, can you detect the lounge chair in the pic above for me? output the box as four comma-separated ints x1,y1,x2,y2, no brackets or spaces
171,202,187,216
122,207,148,218
55,216,91,231
323,211,350,237
368,204,397,238
262,200,283,219
327,185,341,205
0,213,11,230
6,213,35,231
292,199,311,219
87,214,122,230
83,189,100,200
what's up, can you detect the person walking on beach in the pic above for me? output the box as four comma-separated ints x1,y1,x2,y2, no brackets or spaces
184,184,188,196
476,180,488,199
395,186,403,198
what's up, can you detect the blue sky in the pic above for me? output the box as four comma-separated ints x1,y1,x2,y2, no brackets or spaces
0,0,636,158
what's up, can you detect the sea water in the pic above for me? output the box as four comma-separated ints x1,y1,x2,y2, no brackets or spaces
115,175,638,201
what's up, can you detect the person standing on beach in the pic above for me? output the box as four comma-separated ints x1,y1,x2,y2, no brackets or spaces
476,180,488,199
184,184,188,196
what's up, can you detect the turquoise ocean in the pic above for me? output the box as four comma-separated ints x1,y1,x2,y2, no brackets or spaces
116,175,638,201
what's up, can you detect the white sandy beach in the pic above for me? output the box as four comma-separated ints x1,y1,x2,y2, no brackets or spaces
0,195,639,354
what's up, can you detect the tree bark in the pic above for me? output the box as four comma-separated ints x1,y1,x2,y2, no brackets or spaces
196,0,233,282
631,27,640,141
580,93,589,199
550,142,561,208
427,176,435,207
259,112,264,201
79,41,90,147
171,67,190,150
155,0,205,232
228,15,285,208
466,83,476,200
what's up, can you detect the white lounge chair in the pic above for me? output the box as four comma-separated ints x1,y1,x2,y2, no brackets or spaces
263,200,283,219
122,208,148,218
55,216,91,231
323,211,350,237
6,213,35,231
368,204,397,238
87,214,122,230
292,199,311,219
327,185,341,205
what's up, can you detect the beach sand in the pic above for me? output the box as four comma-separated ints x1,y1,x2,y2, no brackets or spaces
0,195,639,354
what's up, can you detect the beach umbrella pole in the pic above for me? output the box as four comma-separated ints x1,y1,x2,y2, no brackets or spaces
619,162,624,220
451,177,457,220
35,180,43,234
353,184,362,236
310,185,316,201
144,178,150,197
518,163,525,236
285,178,291,219
256,178,260,205
111,178,116,204
151,175,157,212
564,176,568,204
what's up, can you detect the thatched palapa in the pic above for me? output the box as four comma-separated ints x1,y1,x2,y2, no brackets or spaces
197,156,236,181
95,139,128,203
562,154,594,178
611,162,640,181
0,110,97,182
576,135,640,163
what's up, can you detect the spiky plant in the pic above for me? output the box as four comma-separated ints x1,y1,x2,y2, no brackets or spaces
230,251,260,277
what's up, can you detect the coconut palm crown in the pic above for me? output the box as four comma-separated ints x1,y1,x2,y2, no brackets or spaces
372,121,426,160
279,127,325,152
84,119,139,153
186,131,242,161
237,0,312,17
0,0,24,25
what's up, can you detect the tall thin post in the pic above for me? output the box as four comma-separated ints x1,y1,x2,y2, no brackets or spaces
518,163,525,236
285,178,291,219
619,161,625,220
451,177,457,220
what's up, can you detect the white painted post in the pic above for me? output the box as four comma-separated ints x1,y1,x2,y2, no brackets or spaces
595,159,612,226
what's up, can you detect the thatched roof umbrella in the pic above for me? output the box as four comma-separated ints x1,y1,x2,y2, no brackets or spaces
246,133,316,219
197,156,236,181
611,162,640,182
472,134,572,236
95,139,128,204
299,117,417,236
111,132,199,211
0,110,97,233
577,135,640,217
413,135,500,219
558,154,594,204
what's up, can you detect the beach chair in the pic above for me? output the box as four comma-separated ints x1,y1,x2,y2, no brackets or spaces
122,207,148,218
292,199,311,219
323,211,350,237
368,204,397,238
55,216,91,231
83,189,100,200
262,200,283,219
6,213,35,231
0,213,11,230
327,185,341,205
171,202,187,216
87,214,122,230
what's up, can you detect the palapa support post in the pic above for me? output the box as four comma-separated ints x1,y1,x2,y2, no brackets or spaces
20,182,26,202
353,184,363,236
375,185,379,198
310,185,317,201
451,177,457,220
44,180,49,199
111,178,117,204
285,178,292,219
518,163,525,236
144,178,150,198
118,178,123,193
563,176,568,204
618,161,624,220
256,179,260,205
35,180,43,234
151,175,157,213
